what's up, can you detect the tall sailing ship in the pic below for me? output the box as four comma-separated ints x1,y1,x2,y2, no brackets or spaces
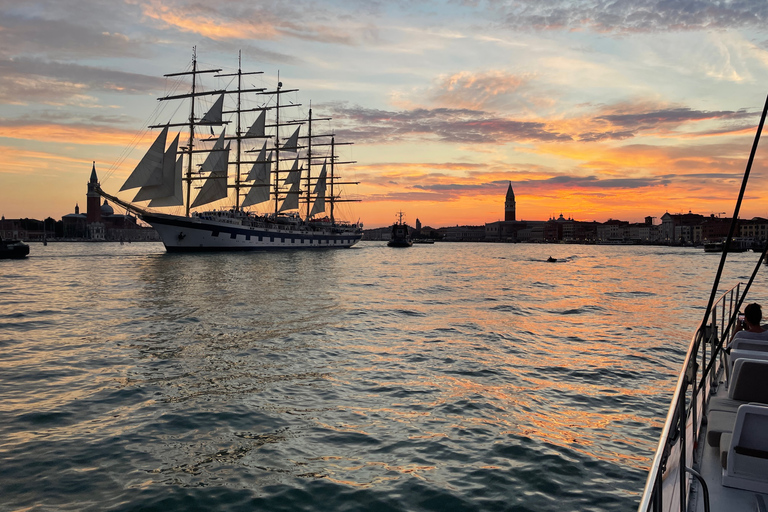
97,50,363,251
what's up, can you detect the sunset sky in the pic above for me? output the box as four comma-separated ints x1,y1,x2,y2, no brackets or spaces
3,1,768,228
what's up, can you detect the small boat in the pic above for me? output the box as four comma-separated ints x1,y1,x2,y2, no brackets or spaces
547,256,557,262
387,211,413,247
0,237,30,259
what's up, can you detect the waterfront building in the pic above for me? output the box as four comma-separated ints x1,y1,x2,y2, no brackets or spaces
660,211,707,244
628,218,659,243
739,217,768,243
61,204,88,238
439,225,487,242
596,219,630,242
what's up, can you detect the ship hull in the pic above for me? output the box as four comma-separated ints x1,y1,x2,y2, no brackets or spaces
142,213,362,252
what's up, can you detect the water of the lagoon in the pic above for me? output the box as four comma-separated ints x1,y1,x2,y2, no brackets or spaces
1,241,765,512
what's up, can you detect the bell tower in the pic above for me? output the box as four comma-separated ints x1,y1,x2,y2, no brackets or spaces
86,162,102,224
504,182,516,221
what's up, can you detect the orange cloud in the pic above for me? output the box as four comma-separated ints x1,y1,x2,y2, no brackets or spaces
139,2,280,40
0,123,140,147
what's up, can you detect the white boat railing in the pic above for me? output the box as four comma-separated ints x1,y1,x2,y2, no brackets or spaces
638,282,744,512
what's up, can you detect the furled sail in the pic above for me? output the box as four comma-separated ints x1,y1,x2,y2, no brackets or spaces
279,180,300,212
199,94,225,125
191,131,230,208
282,126,301,153
242,144,271,207
120,126,168,191
132,133,181,203
310,161,327,217
245,110,266,138
148,156,184,207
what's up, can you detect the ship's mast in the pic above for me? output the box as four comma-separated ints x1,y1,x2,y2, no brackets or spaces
267,77,302,216
306,108,312,220
235,53,243,211
274,78,281,215
152,47,223,217
215,51,263,212
331,138,337,223
187,52,196,216
328,137,360,224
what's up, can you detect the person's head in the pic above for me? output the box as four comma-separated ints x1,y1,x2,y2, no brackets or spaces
744,303,762,327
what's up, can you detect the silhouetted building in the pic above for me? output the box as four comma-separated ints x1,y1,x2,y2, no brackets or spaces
505,182,516,222
62,204,88,238
73,163,159,241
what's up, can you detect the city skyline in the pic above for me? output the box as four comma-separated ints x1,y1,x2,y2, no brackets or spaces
3,1,768,228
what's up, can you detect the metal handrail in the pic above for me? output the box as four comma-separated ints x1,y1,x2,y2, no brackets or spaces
637,282,744,512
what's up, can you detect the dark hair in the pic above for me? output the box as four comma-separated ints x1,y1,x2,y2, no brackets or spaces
744,303,762,326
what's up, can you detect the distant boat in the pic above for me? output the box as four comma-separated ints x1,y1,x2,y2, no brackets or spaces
0,237,30,259
387,211,413,247
547,256,557,262
703,241,724,252
703,238,751,252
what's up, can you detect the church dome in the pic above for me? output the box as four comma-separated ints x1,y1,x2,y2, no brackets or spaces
101,200,114,216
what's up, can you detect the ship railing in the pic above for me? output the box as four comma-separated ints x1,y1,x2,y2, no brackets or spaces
638,282,744,512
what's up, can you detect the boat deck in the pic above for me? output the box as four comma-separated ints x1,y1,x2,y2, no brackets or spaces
689,374,768,512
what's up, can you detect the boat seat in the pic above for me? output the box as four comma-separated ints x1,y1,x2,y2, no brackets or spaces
707,410,736,447
729,338,768,352
706,359,768,446
722,404,768,494
720,432,733,468
728,348,768,374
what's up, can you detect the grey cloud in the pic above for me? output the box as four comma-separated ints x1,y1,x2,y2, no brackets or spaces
596,107,755,130
0,12,142,60
491,0,768,33
0,57,165,104
327,104,572,144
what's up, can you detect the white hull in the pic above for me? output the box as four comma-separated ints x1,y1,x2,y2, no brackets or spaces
143,212,362,251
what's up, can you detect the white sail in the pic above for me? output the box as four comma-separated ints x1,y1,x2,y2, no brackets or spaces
246,143,270,181
200,130,227,173
199,94,225,125
245,110,266,138
279,180,300,212
284,157,301,186
148,156,184,207
120,126,168,191
133,133,181,203
191,133,230,208
282,125,300,153
242,145,271,207
310,161,327,217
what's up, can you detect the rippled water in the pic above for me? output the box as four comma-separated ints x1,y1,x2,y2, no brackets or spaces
1,242,764,511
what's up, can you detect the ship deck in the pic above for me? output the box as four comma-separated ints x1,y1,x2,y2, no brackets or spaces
688,373,768,512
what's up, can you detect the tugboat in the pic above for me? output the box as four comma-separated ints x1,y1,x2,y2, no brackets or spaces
387,211,413,247
0,236,30,259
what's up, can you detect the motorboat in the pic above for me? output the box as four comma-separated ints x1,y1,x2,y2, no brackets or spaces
0,238,30,259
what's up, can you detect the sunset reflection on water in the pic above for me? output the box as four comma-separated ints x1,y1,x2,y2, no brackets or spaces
2,242,765,511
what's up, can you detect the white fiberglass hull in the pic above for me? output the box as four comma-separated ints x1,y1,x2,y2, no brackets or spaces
142,212,362,252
